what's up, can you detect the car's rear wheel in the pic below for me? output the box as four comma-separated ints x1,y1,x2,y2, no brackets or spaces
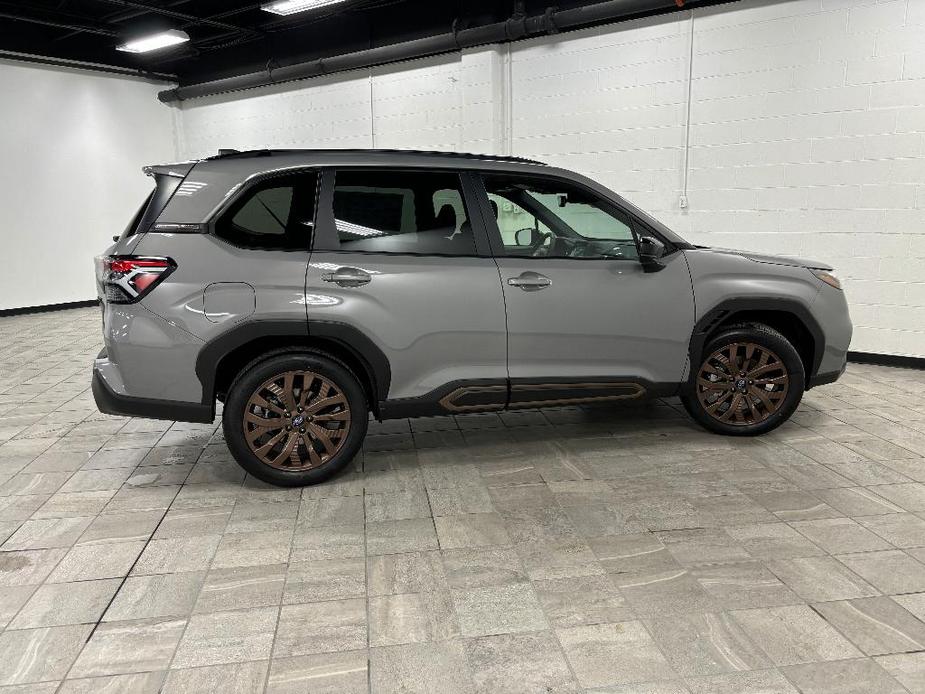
223,351,367,486
681,323,804,436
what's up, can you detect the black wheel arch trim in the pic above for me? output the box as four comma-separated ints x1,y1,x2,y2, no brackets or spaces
687,298,825,389
194,319,391,410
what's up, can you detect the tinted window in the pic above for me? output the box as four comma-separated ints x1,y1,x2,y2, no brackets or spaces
483,174,638,260
216,172,317,250
332,170,476,255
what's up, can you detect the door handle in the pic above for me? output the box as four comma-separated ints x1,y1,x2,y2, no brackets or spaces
507,272,551,291
321,267,372,287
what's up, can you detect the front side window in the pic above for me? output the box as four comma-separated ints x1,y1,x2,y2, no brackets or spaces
215,172,317,250
483,174,638,260
332,170,476,256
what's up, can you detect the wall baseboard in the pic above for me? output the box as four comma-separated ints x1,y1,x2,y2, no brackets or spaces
848,351,925,370
0,300,99,318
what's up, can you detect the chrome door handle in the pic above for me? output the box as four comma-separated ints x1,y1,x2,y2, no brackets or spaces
321,267,371,287
507,272,551,291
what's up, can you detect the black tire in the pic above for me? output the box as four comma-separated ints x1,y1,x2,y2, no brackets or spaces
681,323,804,436
223,350,368,486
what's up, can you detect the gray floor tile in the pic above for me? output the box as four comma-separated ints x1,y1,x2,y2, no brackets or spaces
876,652,925,694
77,510,162,545
614,568,719,617
442,546,529,589
0,548,67,586
647,612,772,676
813,597,925,655
132,535,221,574
730,604,862,666
275,599,366,657
0,624,91,685
534,573,632,628
161,661,268,694
766,556,879,601
857,513,925,548
452,583,547,637
283,558,365,604
104,572,204,622
370,641,475,694
267,651,367,694
195,564,286,613
368,550,448,595
464,631,579,693
70,618,186,677
172,607,277,668
369,591,459,646
9,578,119,628
434,513,511,549
790,517,892,553
2,516,92,550
781,658,907,694
691,562,801,610
59,671,166,694
367,518,438,555
47,540,145,582
556,620,674,688
836,549,925,594
685,669,797,694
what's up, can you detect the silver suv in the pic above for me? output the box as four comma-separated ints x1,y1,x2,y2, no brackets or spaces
93,149,852,486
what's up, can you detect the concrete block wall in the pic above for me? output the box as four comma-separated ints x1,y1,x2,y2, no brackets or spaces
176,0,925,358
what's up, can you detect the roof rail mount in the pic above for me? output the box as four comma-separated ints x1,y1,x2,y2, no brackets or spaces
208,148,546,166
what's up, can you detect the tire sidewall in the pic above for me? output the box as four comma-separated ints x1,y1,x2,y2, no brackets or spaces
223,352,367,486
684,326,805,436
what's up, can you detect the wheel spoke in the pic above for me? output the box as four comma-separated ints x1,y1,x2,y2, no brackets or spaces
253,429,288,457
300,432,323,467
313,410,351,422
719,393,743,421
280,372,298,412
251,395,286,416
307,422,338,455
305,394,347,414
245,411,282,429
748,362,781,378
268,431,300,467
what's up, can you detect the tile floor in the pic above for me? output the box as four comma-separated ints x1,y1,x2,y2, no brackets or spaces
1,307,925,693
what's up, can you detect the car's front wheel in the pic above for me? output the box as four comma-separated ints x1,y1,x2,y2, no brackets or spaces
681,323,804,436
223,351,367,486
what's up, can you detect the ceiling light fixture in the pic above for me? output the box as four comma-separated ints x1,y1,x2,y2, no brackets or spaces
116,29,190,54
261,0,348,16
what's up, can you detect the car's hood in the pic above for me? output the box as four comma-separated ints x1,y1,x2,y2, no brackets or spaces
693,246,833,271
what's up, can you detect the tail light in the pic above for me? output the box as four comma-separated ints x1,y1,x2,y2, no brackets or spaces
95,255,175,303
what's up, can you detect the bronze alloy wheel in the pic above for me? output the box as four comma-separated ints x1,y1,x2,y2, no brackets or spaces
243,370,351,470
696,342,790,426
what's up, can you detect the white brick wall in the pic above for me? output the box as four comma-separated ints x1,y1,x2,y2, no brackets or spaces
175,0,925,358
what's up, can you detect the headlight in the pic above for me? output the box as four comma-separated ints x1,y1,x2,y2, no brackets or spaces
811,269,842,290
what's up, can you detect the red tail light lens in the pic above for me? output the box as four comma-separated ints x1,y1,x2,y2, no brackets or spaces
95,255,175,303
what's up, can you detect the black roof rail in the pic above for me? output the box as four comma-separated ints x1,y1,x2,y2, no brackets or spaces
207,148,546,166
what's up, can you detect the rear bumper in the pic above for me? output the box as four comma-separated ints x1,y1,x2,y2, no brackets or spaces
92,356,213,423
807,359,847,388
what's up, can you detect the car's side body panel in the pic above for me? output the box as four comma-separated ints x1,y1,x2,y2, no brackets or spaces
92,150,853,428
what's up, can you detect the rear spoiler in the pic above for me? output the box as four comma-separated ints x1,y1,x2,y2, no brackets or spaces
142,162,196,179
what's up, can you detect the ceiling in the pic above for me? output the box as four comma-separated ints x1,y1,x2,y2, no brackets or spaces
1,0,641,86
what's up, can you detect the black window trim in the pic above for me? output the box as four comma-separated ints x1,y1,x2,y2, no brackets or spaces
311,166,493,258
207,168,321,252
470,169,680,262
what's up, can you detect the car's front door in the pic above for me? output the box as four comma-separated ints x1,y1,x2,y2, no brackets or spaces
305,168,508,414
475,171,694,404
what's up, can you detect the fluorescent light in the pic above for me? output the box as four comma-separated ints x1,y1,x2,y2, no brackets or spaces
116,29,190,54
261,0,347,16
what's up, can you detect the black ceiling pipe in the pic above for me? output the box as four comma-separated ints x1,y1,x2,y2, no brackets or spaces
159,0,697,103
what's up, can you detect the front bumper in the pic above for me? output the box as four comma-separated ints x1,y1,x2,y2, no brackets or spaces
92,354,213,423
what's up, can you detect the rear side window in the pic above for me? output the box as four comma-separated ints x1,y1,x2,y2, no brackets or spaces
124,175,182,238
331,170,476,256
215,171,318,250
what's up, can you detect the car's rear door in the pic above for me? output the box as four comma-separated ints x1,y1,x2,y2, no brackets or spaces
473,171,694,404
304,168,508,414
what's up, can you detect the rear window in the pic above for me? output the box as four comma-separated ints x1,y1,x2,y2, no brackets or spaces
123,174,183,239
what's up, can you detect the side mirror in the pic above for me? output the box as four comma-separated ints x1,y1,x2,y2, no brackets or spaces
638,236,666,272
514,227,540,246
